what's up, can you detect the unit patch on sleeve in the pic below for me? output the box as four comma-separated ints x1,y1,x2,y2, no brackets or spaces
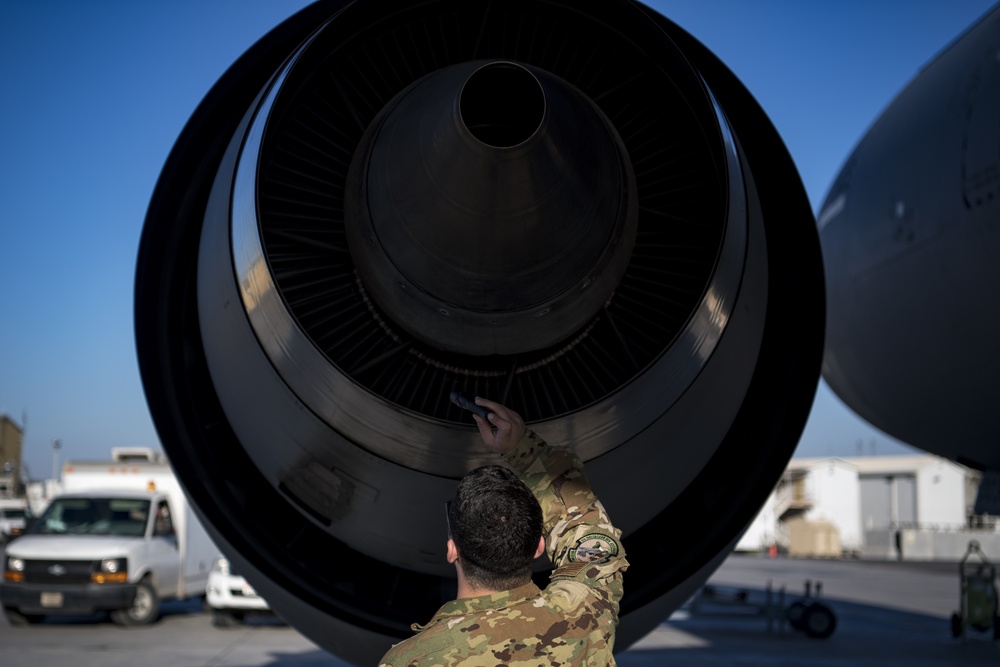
569,533,619,564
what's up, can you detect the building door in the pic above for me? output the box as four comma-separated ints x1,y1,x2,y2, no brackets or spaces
860,474,916,530
860,474,916,558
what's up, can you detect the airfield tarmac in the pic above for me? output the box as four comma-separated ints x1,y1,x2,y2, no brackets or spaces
0,553,997,667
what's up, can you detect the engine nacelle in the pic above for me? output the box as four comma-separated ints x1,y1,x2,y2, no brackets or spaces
135,1,824,664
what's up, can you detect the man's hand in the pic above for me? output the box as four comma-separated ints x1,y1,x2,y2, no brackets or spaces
472,397,525,455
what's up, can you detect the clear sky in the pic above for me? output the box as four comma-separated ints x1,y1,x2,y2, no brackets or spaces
1,1,995,481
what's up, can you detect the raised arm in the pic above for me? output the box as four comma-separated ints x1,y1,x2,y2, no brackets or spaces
473,398,627,608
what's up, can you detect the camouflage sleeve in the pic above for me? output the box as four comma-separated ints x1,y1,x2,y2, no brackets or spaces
503,430,627,614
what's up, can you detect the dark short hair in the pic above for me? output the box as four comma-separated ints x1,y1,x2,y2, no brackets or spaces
448,465,543,590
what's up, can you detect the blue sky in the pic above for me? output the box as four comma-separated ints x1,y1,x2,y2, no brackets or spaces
1,1,995,480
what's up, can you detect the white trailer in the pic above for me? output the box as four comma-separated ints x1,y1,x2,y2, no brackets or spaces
0,447,219,626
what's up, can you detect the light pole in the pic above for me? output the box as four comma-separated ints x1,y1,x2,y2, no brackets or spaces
52,438,61,480
1,461,12,499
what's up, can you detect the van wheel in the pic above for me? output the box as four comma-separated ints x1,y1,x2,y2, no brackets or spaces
212,609,245,628
111,578,160,626
3,607,44,626
801,602,837,639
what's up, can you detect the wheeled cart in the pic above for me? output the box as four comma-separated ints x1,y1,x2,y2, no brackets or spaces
950,540,999,641
692,578,836,639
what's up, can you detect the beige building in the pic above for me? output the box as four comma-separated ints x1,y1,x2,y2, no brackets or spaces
738,453,998,560
0,413,25,497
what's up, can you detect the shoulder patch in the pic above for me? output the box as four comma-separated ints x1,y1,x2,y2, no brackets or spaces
568,533,619,564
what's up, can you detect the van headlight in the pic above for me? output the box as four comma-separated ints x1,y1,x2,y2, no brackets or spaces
212,557,231,576
101,558,124,573
4,556,26,582
92,558,128,583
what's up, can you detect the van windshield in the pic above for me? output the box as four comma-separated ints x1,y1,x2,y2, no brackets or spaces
28,498,151,537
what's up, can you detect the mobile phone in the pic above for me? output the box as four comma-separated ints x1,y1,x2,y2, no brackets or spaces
449,390,491,420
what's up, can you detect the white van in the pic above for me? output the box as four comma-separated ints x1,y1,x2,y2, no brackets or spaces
205,556,273,627
0,498,30,541
0,448,219,626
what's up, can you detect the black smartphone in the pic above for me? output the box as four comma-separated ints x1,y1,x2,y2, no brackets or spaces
449,390,491,420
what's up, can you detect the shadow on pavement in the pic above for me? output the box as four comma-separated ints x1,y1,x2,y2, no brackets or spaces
616,585,999,667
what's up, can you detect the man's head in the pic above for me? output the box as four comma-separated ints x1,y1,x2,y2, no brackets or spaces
447,465,544,591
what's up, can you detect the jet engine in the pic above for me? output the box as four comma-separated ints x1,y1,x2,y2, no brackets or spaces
134,1,824,664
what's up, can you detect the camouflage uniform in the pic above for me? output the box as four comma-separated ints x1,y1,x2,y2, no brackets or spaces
379,429,628,666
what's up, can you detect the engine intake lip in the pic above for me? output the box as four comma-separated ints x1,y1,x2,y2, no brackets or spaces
135,1,824,665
